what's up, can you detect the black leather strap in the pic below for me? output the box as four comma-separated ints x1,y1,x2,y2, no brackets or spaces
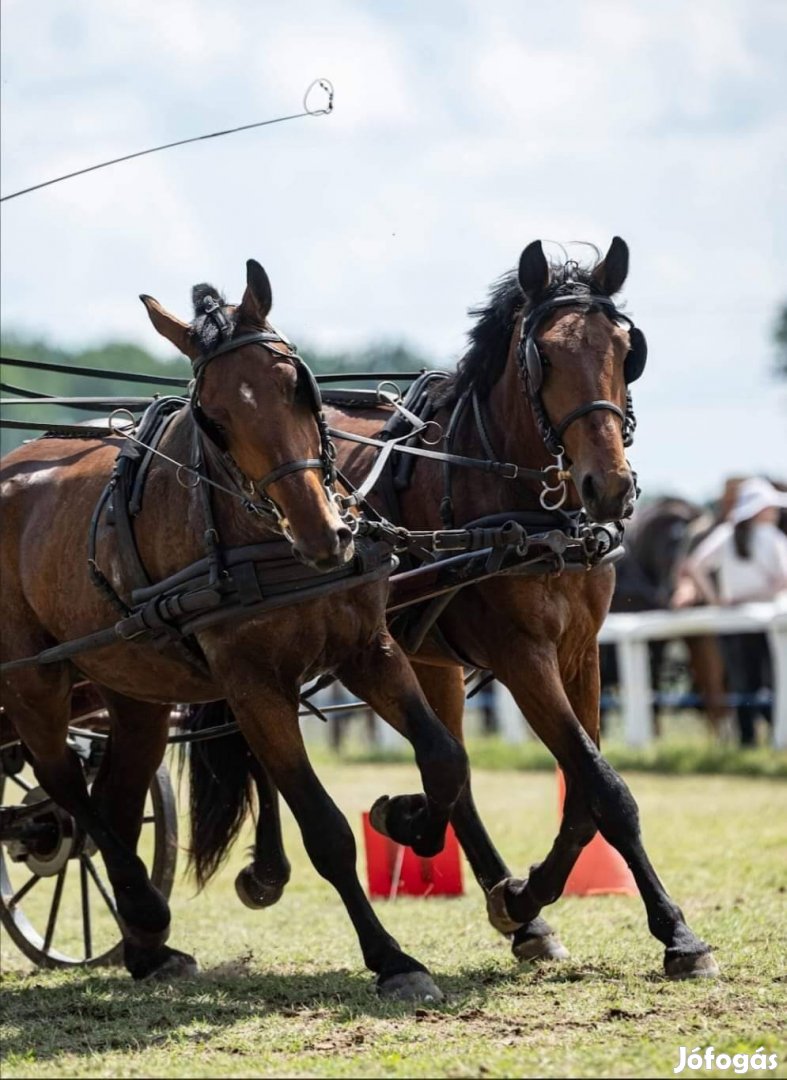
257,457,324,490
553,400,626,440
191,331,289,380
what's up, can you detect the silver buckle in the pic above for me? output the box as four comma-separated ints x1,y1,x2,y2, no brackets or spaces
433,530,468,552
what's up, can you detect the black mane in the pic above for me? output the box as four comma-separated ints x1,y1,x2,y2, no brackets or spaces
436,255,603,406
190,283,237,356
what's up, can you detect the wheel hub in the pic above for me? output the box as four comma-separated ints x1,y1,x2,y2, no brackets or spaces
6,788,81,877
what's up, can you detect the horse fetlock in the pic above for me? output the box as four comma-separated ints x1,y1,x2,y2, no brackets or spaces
235,863,288,910
486,878,525,935
490,875,546,932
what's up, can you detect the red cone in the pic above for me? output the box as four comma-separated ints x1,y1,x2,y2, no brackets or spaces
362,813,463,899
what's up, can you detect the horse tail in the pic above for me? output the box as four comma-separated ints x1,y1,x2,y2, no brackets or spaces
178,701,255,889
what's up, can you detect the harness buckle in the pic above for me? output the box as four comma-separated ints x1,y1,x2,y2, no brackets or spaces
432,530,469,552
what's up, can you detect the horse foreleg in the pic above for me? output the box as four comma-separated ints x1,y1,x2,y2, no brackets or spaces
338,631,468,858
228,681,443,1001
412,661,568,961
489,645,719,978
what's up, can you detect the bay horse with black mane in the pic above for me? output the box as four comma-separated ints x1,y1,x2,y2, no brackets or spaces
0,259,467,998
238,238,719,978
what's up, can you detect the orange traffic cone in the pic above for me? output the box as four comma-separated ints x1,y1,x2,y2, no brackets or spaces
557,770,638,897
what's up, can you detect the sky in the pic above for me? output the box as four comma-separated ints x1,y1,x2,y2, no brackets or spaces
1,0,786,501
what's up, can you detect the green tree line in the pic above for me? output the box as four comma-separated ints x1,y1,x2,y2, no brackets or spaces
0,332,436,456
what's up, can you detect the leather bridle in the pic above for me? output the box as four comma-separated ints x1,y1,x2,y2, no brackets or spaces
517,284,645,459
189,299,343,536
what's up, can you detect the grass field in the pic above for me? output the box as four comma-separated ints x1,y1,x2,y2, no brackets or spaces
1,761,786,1078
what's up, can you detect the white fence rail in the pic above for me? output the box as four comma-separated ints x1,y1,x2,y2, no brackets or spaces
598,599,787,748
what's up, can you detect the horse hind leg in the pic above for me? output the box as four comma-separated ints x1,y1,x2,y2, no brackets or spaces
2,672,177,977
91,687,197,979
235,759,291,910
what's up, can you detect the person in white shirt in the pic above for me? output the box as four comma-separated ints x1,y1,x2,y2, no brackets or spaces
679,478,787,745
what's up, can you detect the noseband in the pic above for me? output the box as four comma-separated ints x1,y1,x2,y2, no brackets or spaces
190,298,340,534
517,282,647,459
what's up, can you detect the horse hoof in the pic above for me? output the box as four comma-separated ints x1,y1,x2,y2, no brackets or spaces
141,947,199,981
486,879,524,935
665,951,720,980
369,794,441,857
512,931,570,963
370,795,392,838
377,970,444,1003
235,866,287,910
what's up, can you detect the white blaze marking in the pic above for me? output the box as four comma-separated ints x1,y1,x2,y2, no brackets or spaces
240,382,257,407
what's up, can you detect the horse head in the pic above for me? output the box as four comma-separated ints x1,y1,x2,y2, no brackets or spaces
140,260,354,571
515,237,644,522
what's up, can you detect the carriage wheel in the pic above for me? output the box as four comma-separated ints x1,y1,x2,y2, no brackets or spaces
0,736,178,969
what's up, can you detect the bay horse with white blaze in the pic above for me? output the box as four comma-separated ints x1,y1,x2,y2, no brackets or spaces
0,260,467,997
246,238,719,978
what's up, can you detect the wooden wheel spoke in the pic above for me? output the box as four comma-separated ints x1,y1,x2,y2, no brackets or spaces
79,859,93,959
8,773,33,793
81,854,121,929
9,872,41,908
43,865,67,953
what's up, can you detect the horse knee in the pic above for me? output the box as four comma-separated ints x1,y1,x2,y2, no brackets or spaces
417,732,468,807
583,756,640,849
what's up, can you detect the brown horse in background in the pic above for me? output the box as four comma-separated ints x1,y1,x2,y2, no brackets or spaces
1,260,467,997
243,238,718,978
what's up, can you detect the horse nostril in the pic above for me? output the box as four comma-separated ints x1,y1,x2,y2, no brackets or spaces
335,526,353,552
581,474,598,507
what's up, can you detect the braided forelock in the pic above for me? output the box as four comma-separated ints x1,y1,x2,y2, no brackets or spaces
190,283,236,354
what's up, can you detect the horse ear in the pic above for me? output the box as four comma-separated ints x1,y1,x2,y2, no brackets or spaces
591,236,629,296
518,241,550,301
237,259,273,327
139,295,199,359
